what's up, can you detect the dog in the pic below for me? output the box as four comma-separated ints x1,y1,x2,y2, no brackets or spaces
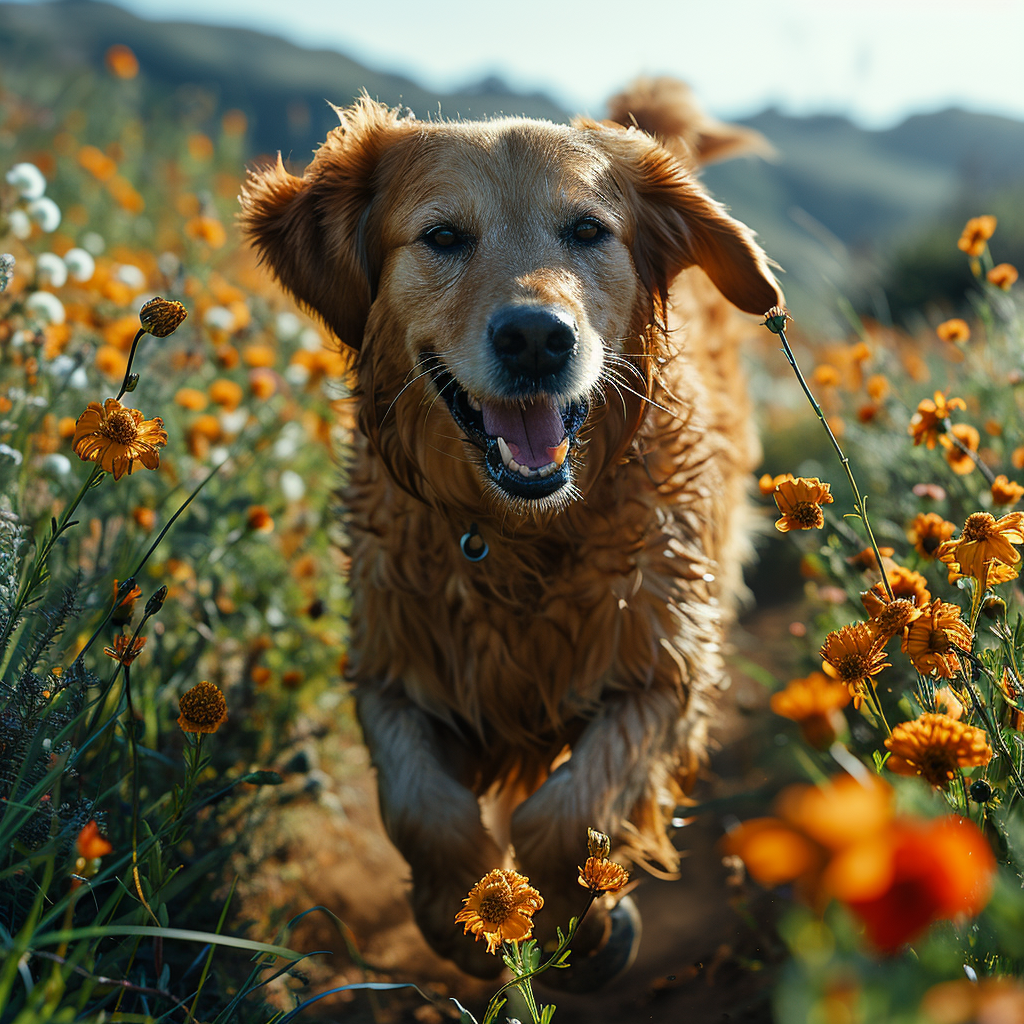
241,77,781,986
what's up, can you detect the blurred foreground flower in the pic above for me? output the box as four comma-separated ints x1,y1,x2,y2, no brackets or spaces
177,680,228,734
455,868,544,954
987,262,1018,290
77,820,113,860
921,977,1024,1024
72,398,167,479
723,775,995,953
936,318,971,344
773,476,834,532
884,713,992,786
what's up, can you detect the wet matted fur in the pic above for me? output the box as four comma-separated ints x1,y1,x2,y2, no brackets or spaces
240,78,781,981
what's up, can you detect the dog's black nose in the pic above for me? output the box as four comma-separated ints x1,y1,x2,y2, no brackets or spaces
488,306,578,380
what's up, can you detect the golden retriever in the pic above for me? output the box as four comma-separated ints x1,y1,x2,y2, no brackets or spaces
241,77,781,987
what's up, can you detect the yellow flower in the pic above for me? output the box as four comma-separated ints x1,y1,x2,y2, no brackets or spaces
936,511,1024,583
773,476,834,532
907,512,956,559
991,475,1024,507
885,713,992,787
900,600,973,678
957,215,997,257
578,857,630,895
936,318,971,344
103,633,147,666
987,263,1018,290
758,471,793,497
770,672,851,748
72,398,167,480
455,868,544,954
908,391,966,449
139,297,187,338
860,565,931,617
178,680,228,734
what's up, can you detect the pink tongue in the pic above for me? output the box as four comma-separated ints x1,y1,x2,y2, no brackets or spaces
481,400,566,469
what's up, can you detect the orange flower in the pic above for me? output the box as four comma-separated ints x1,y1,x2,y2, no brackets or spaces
770,672,850,748
991,475,1024,507
937,510,1024,582
957,214,997,257
861,565,931,615
778,774,894,853
820,623,890,704
901,601,973,678
835,816,994,953
942,423,980,475
455,868,544,954
94,345,127,379
864,596,922,645
174,387,208,411
936,318,971,344
103,633,147,666
758,471,793,497
242,343,276,368
78,145,117,182
249,368,277,399
988,262,1018,290
922,979,1024,1024
111,578,141,625
132,506,156,531
885,713,991,787
846,546,895,572
812,364,841,387
178,680,228,734
908,391,966,449
773,476,834,532
246,505,274,533
907,512,956,559
578,857,630,895
722,818,821,888
208,379,244,410
865,374,889,402
77,820,113,859
105,44,139,79
72,398,167,479
185,216,227,248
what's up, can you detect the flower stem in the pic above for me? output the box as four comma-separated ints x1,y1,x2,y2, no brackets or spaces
116,328,147,400
775,324,895,602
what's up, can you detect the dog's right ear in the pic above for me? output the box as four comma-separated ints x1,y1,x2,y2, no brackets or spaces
240,97,408,349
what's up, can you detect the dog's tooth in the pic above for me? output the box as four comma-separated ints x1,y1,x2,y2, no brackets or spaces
497,436,514,468
519,463,532,477
548,437,570,467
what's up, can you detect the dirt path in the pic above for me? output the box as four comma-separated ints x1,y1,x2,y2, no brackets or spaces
238,607,798,1022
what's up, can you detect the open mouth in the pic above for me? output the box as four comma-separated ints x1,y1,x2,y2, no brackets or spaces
425,356,588,500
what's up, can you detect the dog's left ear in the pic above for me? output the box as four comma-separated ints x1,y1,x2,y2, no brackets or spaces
240,97,410,348
589,125,782,317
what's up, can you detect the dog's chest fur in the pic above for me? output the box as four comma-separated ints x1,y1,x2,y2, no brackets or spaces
342,317,738,777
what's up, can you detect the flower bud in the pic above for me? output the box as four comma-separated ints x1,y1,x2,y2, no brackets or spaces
139,296,188,338
587,827,611,860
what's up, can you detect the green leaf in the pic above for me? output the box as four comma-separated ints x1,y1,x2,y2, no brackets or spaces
31,925,303,960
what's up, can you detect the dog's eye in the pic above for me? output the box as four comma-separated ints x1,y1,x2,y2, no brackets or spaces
423,226,465,251
570,218,606,245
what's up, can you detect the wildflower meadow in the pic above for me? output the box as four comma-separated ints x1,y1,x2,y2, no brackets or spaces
3,37,1024,1024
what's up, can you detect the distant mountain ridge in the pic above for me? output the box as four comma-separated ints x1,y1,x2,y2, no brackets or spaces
3,0,1023,326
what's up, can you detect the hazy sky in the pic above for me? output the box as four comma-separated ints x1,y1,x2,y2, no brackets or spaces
27,0,1024,126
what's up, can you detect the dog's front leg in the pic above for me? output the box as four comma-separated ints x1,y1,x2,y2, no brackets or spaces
355,685,506,977
510,688,689,969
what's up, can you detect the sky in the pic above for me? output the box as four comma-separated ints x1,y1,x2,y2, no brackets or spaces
20,0,1024,127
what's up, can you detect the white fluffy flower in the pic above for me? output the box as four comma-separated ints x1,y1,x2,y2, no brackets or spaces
81,231,105,255
63,247,95,282
284,362,310,387
27,197,61,232
8,209,31,239
42,453,72,477
5,162,46,200
275,311,301,340
25,291,66,324
203,305,235,331
0,444,24,466
35,252,68,288
114,263,146,289
220,408,249,435
299,327,322,351
280,469,305,501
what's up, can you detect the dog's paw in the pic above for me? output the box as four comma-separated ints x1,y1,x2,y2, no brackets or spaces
537,895,642,994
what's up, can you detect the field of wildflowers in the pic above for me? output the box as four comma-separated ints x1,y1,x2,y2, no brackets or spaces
3,39,1024,1024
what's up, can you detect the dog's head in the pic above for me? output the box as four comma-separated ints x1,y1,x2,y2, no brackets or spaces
241,98,780,511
